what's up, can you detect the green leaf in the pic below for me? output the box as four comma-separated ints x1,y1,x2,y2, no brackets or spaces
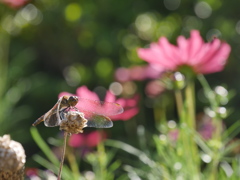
30,127,59,166
105,139,155,167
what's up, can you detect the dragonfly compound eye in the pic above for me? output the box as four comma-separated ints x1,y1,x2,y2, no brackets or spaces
68,96,78,107
61,96,69,105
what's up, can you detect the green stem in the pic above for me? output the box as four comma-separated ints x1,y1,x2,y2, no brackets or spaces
175,90,183,120
197,75,221,141
197,75,222,179
154,95,168,132
97,142,106,179
182,80,200,179
0,31,10,133
58,131,68,180
197,74,218,108
67,148,80,180
0,32,9,97
185,80,196,129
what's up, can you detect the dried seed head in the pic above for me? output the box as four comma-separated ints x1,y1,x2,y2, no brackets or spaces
0,135,26,180
60,111,88,134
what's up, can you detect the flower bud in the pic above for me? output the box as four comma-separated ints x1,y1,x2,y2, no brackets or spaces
60,110,88,135
0,135,26,180
214,86,229,105
173,72,186,90
161,71,186,90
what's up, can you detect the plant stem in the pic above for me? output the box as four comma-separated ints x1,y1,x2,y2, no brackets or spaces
197,75,222,141
0,31,10,133
182,79,200,179
197,75,222,180
185,80,196,129
154,95,168,132
58,131,68,180
67,148,81,180
97,142,106,179
175,90,183,119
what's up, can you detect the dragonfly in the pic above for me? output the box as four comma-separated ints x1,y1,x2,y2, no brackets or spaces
32,95,124,128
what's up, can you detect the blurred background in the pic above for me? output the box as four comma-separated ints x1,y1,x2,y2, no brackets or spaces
1,0,240,178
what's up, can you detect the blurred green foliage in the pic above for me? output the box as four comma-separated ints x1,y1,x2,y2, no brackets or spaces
1,0,240,179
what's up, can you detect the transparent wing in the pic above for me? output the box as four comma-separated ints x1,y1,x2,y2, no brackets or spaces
77,98,123,116
43,98,62,127
32,102,60,127
44,112,60,127
33,97,70,127
83,111,113,128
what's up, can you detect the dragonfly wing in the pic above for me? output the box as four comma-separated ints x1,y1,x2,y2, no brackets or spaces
77,98,123,116
43,99,62,127
44,112,60,127
83,111,113,128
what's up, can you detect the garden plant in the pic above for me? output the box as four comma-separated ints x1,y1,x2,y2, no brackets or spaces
1,0,240,180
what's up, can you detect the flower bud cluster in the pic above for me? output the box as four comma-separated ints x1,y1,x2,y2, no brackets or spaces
0,135,26,180
60,110,88,135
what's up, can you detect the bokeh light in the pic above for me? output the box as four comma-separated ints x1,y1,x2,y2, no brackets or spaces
64,3,82,22
109,82,123,96
236,21,240,35
0,0,239,179
164,0,181,11
206,29,221,41
63,66,81,87
194,2,212,19
201,154,212,163
95,58,113,78
20,4,42,25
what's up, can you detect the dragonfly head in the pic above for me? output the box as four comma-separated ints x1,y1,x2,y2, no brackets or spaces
68,96,78,107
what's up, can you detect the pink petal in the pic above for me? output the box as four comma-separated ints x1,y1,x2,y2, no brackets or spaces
150,42,177,69
127,65,162,81
198,39,222,65
158,37,180,67
76,86,99,100
2,0,28,8
116,95,139,107
187,43,209,67
86,131,103,147
144,65,163,79
198,42,231,74
115,68,130,82
138,46,163,65
115,98,127,107
129,66,146,81
110,107,139,121
188,30,204,61
138,40,177,70
68,134,85,148
105,91,116,102
177,35,189,63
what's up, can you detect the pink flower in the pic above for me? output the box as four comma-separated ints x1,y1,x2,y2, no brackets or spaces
115,65,162,82
196,113,216,140
59,86,99,102
138,30,231,74
105,91,139,121
145,80,165,97
168,129,179,142
68,131,105,148
25,168,38,177
59,85,139,121
198,121,214,140
0,0,28,8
